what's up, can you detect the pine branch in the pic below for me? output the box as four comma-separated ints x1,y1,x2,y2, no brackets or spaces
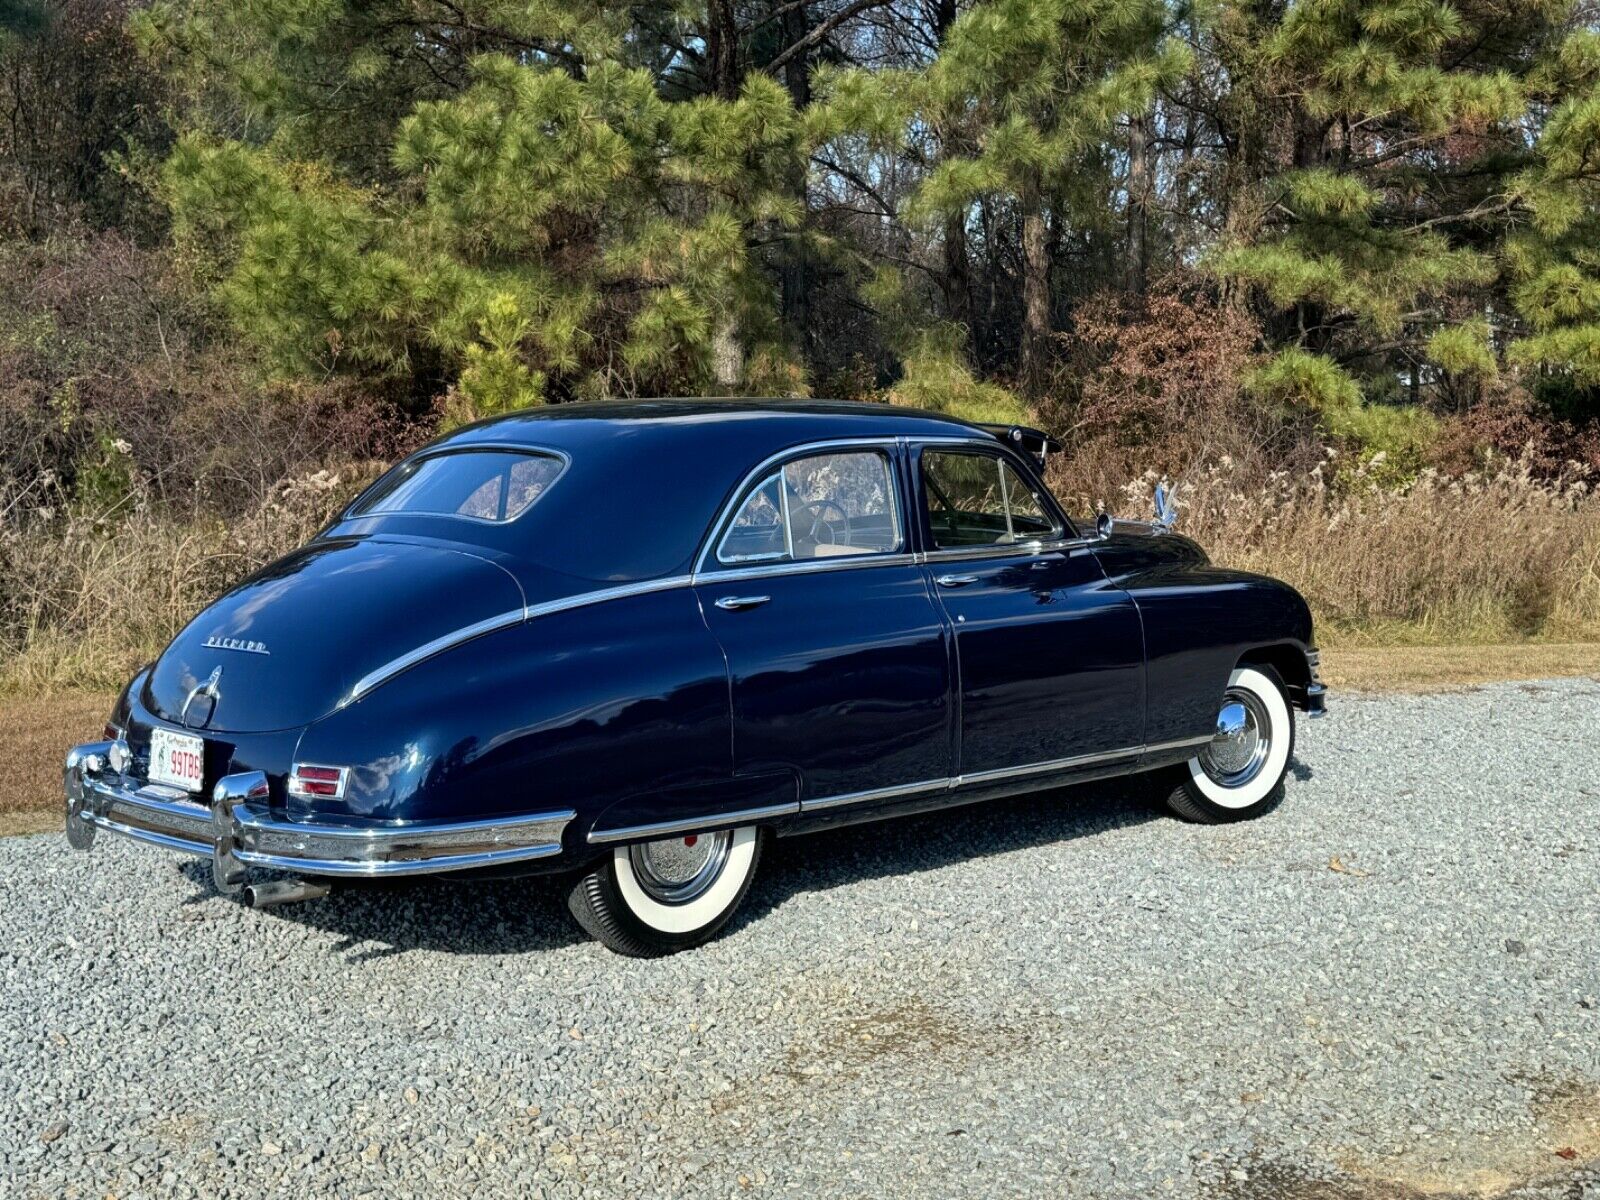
766,0,895,74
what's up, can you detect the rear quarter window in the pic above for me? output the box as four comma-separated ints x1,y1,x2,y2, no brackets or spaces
353,450,565,523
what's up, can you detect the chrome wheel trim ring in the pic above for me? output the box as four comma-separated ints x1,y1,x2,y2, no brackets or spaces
627,831,734,905
1199,687,1272,789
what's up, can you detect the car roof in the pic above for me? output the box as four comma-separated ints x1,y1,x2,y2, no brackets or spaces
435,398,993,451
340,400,1012,587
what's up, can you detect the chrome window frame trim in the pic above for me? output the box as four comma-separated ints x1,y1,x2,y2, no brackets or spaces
917,442,1066,552
701,552,920,586
716,470,789,565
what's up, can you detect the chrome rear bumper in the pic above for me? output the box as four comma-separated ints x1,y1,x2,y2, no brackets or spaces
64,742,574,892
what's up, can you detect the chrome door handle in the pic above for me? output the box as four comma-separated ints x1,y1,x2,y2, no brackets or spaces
935,574,979,588
715,595,771,611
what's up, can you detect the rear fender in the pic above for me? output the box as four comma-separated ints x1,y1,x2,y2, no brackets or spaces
290,588,734,835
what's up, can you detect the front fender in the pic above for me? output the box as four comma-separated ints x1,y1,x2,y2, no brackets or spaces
1096,541,1314,746
290,588,733,834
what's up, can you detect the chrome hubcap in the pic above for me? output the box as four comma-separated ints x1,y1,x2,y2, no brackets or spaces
628,831,732,905
1199,689,1271,788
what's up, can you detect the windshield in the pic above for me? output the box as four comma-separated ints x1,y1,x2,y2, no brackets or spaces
352,450,566,524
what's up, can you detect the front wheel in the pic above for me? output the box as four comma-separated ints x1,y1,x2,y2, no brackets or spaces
1164,665,1294,823
565,826,763,955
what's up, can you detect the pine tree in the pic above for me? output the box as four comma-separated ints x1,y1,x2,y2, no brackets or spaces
1195,0,1567,417
1503,26,1600,403
146,3,808,415
826,0,1186,399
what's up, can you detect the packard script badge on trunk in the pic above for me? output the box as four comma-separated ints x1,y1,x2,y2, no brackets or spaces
204,635,270,655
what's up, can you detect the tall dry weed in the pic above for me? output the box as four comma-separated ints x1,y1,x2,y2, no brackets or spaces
0,467,378,694
1108,455,1600,642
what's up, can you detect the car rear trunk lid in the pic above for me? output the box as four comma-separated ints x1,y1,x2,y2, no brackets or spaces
142,537,525,734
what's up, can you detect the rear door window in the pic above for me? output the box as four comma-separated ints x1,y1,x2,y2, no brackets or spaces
716,450,901,564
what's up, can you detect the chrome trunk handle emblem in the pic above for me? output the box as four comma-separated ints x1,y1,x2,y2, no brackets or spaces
181,666,223,728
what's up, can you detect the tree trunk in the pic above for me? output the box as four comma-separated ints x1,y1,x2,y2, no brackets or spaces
706,0,740,100
931,0,973,354
713,315,744,390
1126,111,1149,295
1020,185,1052,399
778,1,812,355
942,209,973,343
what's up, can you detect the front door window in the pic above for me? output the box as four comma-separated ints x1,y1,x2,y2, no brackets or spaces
921,450,1059,548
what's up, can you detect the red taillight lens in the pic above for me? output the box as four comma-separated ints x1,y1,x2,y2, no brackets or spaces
288,764,349,799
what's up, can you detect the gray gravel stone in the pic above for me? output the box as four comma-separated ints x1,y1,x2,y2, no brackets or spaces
2,680,1599,1198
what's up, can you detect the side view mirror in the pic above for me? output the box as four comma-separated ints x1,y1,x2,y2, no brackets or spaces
1095,510,1113,540
1153,482,1177,530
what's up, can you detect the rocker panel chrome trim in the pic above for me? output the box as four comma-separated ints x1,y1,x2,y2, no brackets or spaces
954,744,1145,787
1142,734,1217,756
800,777,948,812
586,801,800,845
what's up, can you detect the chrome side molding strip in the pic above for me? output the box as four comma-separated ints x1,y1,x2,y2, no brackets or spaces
953,745,1144,788
342,609,528,707
801,777,949,812
341,575,697,706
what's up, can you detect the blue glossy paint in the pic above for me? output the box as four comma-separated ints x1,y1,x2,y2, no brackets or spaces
1091,532,1316,747
100,400,1321,879
697,562,952,802
143,537,524,733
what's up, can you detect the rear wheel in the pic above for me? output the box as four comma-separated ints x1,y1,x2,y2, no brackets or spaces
1164,666,1293,823
565,826,763,956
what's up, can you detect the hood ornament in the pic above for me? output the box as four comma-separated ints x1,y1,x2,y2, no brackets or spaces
181,665,223,728
205,635,270,656
1153,482,1178,531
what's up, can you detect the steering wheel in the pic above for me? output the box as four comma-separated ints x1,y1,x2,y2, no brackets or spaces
797,499,851,548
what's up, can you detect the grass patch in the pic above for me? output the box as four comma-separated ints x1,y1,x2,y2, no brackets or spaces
1,691,114,823
1321,642,1600,693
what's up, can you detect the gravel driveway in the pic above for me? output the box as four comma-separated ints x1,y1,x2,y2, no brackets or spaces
3,680,1599,1199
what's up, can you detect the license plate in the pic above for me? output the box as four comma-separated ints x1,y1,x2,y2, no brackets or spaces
149,728,206,793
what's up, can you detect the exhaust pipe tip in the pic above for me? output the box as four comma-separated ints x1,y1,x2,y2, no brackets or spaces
243,878,332,909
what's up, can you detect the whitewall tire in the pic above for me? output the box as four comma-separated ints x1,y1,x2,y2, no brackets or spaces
566,826,763,955
1165,666,1294,823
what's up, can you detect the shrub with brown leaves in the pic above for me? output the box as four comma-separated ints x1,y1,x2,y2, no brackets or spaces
1041,283,1321,510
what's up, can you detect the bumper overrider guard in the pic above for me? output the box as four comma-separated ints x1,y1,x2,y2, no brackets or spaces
64,742,575,894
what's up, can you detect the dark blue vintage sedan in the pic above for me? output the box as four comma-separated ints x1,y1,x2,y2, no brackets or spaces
66,401,1326,954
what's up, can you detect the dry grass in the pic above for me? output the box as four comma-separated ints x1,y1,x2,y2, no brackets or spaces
0,466,377,696
1323,642,1600,692
1098,456,1600,645
0,690,113,825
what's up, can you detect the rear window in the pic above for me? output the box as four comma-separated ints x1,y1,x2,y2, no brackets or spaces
353,450,565,523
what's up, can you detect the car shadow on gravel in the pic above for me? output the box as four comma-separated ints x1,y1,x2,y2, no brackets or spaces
175,859,588,959
176,757,1309,959
736,773,1175,928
